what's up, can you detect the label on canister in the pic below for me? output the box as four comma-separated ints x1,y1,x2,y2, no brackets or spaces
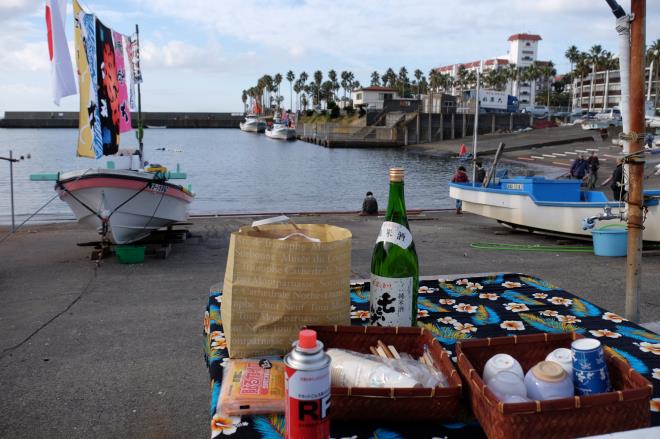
284,364,331,439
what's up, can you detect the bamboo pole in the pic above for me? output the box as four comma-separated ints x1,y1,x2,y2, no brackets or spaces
625,0,645,322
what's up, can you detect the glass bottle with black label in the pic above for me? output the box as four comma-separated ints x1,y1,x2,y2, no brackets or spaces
369,167,419,327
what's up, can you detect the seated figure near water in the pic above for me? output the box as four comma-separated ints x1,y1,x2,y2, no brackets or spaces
361,192,378,216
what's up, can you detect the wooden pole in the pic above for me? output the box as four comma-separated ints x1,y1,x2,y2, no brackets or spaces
625,0,645,322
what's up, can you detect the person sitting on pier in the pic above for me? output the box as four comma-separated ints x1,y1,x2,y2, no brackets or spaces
361,192,379,216
451,166,469,214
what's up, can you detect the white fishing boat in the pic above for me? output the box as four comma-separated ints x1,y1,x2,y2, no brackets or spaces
32,2,194,245
55,167,193,244
239,114,266,133
449,177,660,241
265,120,296,140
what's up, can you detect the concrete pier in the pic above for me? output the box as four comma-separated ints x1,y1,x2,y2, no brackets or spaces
1,212,659,437
0,111,243,129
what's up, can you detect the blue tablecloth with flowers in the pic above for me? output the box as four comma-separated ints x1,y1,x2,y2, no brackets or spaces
203,273,660,438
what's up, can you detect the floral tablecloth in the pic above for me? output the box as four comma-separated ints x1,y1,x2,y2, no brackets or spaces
203,273,660,438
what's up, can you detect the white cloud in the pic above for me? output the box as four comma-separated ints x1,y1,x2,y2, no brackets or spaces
140,39,227,71
133,0,655,73
0,0,37,23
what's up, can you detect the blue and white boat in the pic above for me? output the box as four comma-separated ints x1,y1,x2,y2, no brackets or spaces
449,177,660,242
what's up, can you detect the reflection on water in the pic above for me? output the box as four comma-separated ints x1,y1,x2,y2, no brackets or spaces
0,128,527,224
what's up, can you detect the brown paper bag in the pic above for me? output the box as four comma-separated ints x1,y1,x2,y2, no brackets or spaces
222,220,352,358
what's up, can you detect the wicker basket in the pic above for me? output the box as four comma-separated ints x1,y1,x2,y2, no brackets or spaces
456,332,652,439
307,325,463,421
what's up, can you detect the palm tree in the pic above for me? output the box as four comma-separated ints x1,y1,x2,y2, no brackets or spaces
504,64,519,98
241,89,248,113
328,70,338,102
414,69,423,96
273,73,283,110
574,55,590,110
456,66,469,104
286,71,295,112
340,71,354,102
534,61,556,107
370,71,381,86
565,45,580,77
418,76,428,95
382,68,396,88
293,79,302,112
313,70,323,107
397,66,409,97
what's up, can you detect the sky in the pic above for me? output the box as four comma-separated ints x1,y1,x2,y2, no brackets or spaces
1,0,659,114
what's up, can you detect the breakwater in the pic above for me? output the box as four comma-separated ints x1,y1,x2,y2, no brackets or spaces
0,111,243,128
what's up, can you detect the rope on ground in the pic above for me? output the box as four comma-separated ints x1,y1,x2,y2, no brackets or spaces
0,264,98,360
0,193,60,245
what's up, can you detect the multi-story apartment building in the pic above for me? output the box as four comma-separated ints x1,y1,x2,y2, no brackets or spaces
572,67,659,112
435,33,543,110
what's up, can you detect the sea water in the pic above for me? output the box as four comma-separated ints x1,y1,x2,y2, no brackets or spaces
0,128,523,224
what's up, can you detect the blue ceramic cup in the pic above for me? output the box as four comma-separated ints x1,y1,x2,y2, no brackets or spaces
571,338,611,395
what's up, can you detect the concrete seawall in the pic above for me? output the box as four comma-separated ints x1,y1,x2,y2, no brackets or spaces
0,111,243,128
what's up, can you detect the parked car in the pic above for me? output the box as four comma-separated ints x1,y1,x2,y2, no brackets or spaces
530,105,550,118
596,107,622,122
572,110,599,124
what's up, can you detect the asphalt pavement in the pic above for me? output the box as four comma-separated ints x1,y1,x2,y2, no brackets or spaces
1,212,659,438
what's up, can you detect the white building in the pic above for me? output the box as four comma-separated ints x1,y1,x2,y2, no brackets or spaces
572,67,659,112
352,86,399,110
436,33,543,109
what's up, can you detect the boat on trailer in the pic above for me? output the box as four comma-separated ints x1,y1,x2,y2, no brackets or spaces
56,167,193,244
32,4,194,245
449,177,660,242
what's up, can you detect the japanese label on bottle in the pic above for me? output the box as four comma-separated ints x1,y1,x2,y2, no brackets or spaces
369,274,413,326
376,221,412,249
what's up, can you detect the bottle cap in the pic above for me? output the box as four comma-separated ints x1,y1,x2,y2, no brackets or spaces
298,329,317,349
389,167,404,182
531,360,566,382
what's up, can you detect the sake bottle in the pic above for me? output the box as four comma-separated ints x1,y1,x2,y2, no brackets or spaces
369,167,419,327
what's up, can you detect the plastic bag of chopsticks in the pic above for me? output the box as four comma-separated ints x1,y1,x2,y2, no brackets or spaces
327,344,447,389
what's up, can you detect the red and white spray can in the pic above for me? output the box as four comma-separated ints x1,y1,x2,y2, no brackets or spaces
284,329,331,439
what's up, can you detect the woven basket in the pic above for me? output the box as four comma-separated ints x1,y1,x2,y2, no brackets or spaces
456,332,652,439
308,325,463,421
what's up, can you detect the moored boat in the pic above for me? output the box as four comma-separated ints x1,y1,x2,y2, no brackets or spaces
239,115,266,133
265,120,296,140
449,177,660,241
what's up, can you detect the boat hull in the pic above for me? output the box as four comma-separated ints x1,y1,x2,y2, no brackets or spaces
239,120,266,133
449,183,660,242
57,169,193,244
265,127,296,140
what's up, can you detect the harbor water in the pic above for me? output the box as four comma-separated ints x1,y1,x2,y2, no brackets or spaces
0,128,523,224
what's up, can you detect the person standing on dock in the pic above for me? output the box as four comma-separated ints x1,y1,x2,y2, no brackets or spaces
361,192,379,216
569,154,588,180
451,166,469,214
601,158,626,201
475,161,486,185
586,152,600,189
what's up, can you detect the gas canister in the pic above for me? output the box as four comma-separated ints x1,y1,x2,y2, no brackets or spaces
284,329,331,439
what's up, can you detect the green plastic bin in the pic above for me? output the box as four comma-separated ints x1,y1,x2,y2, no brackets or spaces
116,245,145,264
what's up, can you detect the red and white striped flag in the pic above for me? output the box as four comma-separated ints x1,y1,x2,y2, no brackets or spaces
45,0,76,105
